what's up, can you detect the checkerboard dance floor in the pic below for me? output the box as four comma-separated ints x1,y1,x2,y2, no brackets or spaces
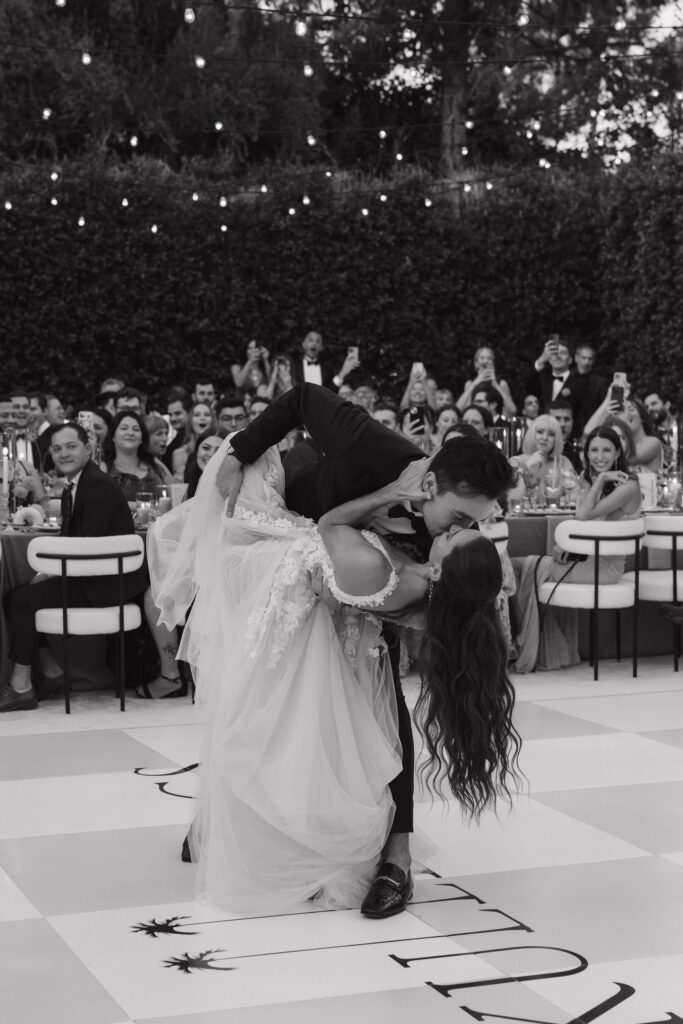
3,657,683,1023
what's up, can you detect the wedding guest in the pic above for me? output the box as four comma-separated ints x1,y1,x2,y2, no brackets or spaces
644,392,678,473
546,398,583,473
399,403,434,452
248,396,271,422
399,363,437,411
231,341,271,393
215,394,247,440
431,405,460,450
290,330,359,391
28,392,49,438
115,387,146,415
524,337,580,415
461,403,493,439
471,384,507,426
507,414,575,501
97,379,125,416
572,342,609,432
9,389,41,466
143,413,174,484
102,410,168,502
442,422,481,444
434,387,455,409
171,401,214,480
584,388,663,473
522,394,540,425
456,346,517,418
163,390,191,471
191,378,217,409
372,403,400,431
185,432,225,499
0,423,146,712
265,354,295,400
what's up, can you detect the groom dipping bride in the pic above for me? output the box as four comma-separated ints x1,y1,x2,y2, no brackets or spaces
208,385,524,913
152,383,521,918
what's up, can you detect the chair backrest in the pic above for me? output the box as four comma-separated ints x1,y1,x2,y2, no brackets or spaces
553,517,645,558
27,534,145,577
479,519,509,554
643,514,683,550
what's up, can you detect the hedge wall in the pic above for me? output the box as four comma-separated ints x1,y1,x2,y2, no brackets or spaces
0,156,681,409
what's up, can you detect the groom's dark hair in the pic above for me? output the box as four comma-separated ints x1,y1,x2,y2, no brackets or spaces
431,435,515,500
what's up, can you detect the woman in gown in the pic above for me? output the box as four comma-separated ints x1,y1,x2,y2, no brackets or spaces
513,426,641,673
148,438,520,913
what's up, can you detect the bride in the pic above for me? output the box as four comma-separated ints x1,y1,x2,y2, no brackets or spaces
148,438,520,913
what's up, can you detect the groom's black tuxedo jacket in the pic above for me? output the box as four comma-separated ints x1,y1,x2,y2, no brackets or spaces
230,384,431,558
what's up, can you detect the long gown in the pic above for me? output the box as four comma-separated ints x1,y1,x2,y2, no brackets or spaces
147,439,402,913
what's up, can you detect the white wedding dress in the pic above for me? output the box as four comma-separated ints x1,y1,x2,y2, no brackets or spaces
148,439,402,913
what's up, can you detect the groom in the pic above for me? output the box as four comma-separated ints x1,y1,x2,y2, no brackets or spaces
216,383,514,917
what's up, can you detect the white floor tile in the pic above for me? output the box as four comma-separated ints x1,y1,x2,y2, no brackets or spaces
542,688,683,732
0,865,41,921
522,732,683,792
414,795,646,876
0,769,195,839
123,723,201,766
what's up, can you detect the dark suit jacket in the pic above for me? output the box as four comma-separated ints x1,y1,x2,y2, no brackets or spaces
571,371,609,433
290,354,338,391
67,460,147,605
524,367,582,417
230,384,431,557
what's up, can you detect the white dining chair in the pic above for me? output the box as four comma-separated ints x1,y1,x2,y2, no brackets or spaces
536,518,645,681
623,514,683,671
27,534,145,713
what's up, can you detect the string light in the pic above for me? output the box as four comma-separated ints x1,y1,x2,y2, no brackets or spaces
195,55,206,69
130,135,138,147
221,224,227,232
55,0,66,6
486,181,493,190
396,152,403,161
288,207,296,215
81,52,92,66
50,171,59,181
192,192,199,201
150,224,158,233
461,145,468,155
503,65,512,76
424,198,432,207
307,134,316,146
50,197,58,205
260,184,268,193
380,194,387,202
4,201,12,210
42,108,52,121
378,130,387,139
517,12,529,27
219,196,227,206
121,197,129,207
361,208,369,216
303,63,314,77
184,7,196,23
615,17,627,31
295,20,307,37
465,119,474,129
302,194,311,205
463,184,472,193
214,120,223,130
77,216,85,226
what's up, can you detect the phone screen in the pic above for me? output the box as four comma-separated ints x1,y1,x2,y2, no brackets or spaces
611,386,625,409
409,405,426,432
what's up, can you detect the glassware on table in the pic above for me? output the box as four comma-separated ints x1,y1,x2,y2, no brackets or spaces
135,491,154,526
561,466,579,508
543,457,563,509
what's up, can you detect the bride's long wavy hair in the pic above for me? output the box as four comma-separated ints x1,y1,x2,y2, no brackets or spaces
416,533,522,817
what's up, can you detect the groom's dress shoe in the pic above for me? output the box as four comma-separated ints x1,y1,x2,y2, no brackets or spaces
360,862,413,918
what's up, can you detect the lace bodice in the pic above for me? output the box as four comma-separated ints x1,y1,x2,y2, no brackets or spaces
309,529,400,609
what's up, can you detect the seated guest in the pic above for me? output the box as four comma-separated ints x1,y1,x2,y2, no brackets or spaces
398,403,434,453
143,413,174,484
28,392,49,439
184,432,225,499
644,392,677,473
431,404,460,450
0,395,14,429
372,402,400,432
508,414,575,498
97,379,125,416
265,355,295,400
584,387,663,473
171,401,215,480
512,426,641,674
471,383,508,426
214,394,247,440
456,346,517,418
0,423,147,712
115,387,146,415
101,410,168,502
163,389,191,471
461,403,493,439
10,389,41,467
248,396,271,423
546,398,583,472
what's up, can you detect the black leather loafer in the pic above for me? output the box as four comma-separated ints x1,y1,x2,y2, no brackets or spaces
360,862,413,918
181,834,192,863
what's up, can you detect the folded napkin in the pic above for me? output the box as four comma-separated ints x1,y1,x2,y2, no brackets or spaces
13,505,46,526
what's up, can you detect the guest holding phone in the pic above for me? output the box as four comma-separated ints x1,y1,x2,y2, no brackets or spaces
584,377,663,474
399,404,434,453
524,336,580,416
456,347,517,418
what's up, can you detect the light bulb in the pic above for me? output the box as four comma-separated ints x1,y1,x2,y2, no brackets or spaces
55,0,66,6
219,196,227,207
192,192,199,201
380,194,387,202
307,134,316,146
517,13,529,26
424,198,432,207
184,7,195,23
295,20,307,37
464,184,472,193
379,129,387,139
214,120,223,131
260,184,268,193
42,108,52,120
151,224,158,233
615,17,626,31
221,224,227,232
288,207,296,215
51,197,58,206
361,208,369,216
50,171,59,181
81,52,92,65
130,135,138,147
396,152,403,161
77,216,85,227
486,181,493,190
303,63,314,77
461,145,468,155
503,65,512,76
465,120,474,129
121,198,129,207
302,195,311,205
4,201,12,210
195,55,206,69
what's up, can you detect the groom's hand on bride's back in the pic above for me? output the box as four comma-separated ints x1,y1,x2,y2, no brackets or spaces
216,452,244,516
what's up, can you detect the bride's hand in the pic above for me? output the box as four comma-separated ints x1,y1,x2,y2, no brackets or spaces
215,452,244,515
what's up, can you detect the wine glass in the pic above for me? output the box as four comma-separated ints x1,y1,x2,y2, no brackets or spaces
543,458,563,509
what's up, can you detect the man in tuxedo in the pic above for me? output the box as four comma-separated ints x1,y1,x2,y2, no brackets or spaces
10,389,41,468
571,343,609,434
525,337,580,416
291,330,360,391
214,383,515,917
0,423,146,712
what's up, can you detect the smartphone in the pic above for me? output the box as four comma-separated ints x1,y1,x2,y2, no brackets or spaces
412,362,426,379
612,372,627,411
77,411,94,432
348,346,359,360
409,405,426,433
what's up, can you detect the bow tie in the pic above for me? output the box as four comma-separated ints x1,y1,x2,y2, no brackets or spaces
305,358,319,366
387,503,423,532
553,374,567,380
